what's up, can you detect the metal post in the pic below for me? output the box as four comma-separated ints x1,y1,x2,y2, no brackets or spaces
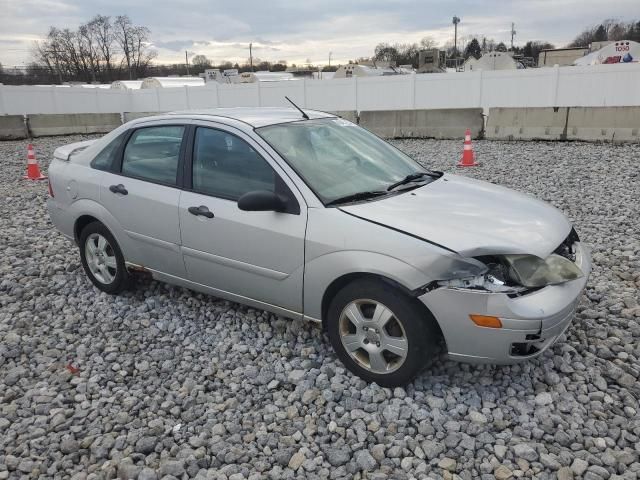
452,16,461,67
249,43,253,72
511,23,516,50
454,23,458,54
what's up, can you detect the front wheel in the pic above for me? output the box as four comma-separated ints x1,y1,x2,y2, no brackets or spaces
79,222,129,294
327,279,438,387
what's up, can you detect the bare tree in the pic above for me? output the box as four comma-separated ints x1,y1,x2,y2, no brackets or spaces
78,23,101,82
89,15,116,81
419,36,437,50
39,28,83,80
373,43,399,63
373,42,419,66
31,14,156,83
33,33,60,82
192,54,212,67
608,23,627,41
132,26,156,77
114,16,134,79
114,15,155,79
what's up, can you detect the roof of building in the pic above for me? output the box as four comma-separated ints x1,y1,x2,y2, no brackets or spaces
539,46,589,53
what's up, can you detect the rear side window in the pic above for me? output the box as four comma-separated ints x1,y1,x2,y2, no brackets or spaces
91,132,126,171
192,127,275,200
122,126,185,185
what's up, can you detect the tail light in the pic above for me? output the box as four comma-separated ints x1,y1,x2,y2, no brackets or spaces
48,178,54,197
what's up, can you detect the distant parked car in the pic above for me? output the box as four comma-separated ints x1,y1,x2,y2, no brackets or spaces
47,107,591,386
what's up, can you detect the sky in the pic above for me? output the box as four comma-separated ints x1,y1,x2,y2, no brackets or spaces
1,0,639,67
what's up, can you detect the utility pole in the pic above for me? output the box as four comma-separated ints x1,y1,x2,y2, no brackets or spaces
452,16,461,58
328,51,332,68
249,43,253,72
510,23,516,50
185,50,190,76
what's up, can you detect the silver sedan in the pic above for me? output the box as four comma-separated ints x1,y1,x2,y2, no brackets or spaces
47,107,591,386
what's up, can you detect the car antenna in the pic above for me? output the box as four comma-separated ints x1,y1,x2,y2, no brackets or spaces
285,96,309,120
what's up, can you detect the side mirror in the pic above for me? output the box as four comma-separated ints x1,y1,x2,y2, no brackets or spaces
237,190,286,212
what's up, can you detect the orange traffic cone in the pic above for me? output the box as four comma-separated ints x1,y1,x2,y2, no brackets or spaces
24,144,47,180
457,129,479,167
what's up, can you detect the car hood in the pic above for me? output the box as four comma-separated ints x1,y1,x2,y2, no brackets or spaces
339,174,571,258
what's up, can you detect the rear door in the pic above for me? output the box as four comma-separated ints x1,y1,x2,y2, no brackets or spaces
100,122,188,277
178,124,307,314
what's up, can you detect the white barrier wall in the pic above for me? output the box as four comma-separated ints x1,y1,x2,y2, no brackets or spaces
1,63,640,115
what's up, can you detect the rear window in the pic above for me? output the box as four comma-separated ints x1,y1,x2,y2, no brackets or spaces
121,126,185,185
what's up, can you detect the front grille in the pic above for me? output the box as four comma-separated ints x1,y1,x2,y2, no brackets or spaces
510,342,541,357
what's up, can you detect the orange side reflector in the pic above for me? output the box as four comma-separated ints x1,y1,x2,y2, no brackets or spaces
469,314,502,328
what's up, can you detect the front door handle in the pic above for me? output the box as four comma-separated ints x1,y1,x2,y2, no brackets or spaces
109,184,128,195
188,205,214,218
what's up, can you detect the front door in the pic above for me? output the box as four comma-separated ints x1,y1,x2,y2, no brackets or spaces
178,125,307,314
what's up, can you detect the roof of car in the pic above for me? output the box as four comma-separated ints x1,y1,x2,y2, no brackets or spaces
167,107,336,128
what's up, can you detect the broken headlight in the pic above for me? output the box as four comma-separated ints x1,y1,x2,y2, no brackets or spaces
437,254,583,293
437,260,527,294
503,253,583,287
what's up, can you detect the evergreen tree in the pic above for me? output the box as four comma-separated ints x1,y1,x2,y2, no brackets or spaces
464,38,482,59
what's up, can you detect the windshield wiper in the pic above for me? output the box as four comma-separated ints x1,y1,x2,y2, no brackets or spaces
325,190,388,206
387,172,436,191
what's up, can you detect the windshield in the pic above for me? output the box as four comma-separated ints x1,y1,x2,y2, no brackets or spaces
256,118,427,204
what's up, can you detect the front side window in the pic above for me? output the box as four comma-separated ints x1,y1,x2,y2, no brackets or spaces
121,126,185,185
192,127,275,200
256,118,424,204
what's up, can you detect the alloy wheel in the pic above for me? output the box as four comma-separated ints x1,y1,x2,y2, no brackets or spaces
84,233,117,284
338,299,408,374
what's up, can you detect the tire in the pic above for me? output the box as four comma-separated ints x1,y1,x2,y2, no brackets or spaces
78,221,129,294
327,279,438,387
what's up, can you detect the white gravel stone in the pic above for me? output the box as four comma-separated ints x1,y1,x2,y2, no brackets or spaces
1,136,639,478
354,450,377,471
571,458,589,475
494,465,513,480
469,411,488,423
535,392,553,405
494,445,507,460
513,444,538,462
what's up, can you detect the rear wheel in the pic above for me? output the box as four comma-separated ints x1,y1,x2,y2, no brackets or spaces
79,222,129,294
327,279,437,387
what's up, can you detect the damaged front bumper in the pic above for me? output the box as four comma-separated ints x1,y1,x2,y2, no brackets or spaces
419,242,592,364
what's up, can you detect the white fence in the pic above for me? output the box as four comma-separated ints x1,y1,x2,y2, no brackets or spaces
1,63,640,115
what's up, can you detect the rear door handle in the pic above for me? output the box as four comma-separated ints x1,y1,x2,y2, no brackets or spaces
188,205,214,218
109,184,128,195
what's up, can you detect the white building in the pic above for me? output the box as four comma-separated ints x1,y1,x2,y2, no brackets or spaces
574,40,640,66
333,64,413,78
140,77,205,89
110,80,143,90
463,51,523,71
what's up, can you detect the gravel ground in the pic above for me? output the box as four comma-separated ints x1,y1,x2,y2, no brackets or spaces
1,135,639,480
